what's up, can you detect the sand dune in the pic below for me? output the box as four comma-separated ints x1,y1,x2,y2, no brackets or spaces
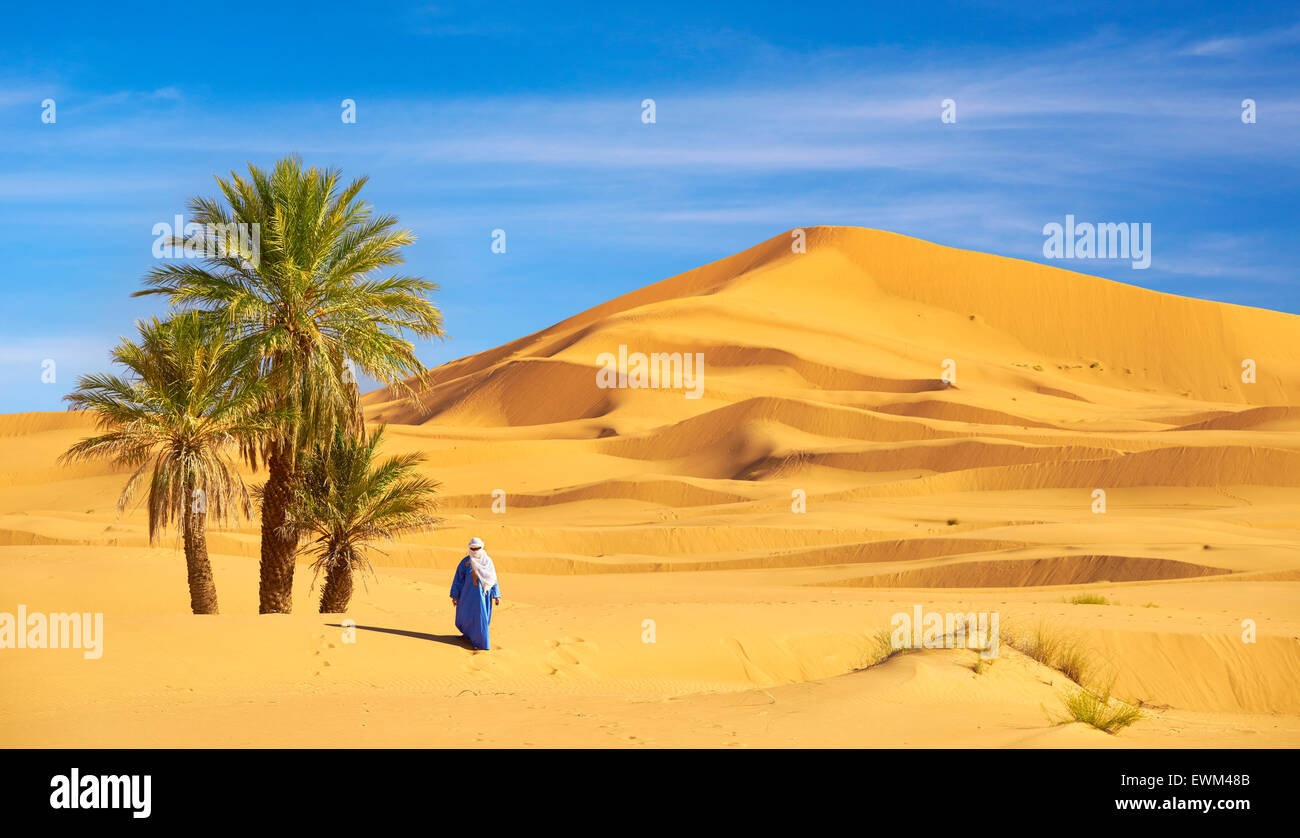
3,227,1298,747
1170,405,1300,432
828,554,1234,587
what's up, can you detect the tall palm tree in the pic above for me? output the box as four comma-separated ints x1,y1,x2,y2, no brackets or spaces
136,155,445,613
61,314,282,614
289,425,439,613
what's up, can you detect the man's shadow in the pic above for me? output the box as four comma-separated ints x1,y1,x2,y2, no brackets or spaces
325,623,475,649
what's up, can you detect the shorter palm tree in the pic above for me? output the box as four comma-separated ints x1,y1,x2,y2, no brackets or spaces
61,313,283,614
289,425,439,613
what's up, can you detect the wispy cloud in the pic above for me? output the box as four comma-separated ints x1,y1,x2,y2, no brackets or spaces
0,19,1295,414
1179,23,1300,57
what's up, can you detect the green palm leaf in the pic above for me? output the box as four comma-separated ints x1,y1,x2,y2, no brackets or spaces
133,156,446,612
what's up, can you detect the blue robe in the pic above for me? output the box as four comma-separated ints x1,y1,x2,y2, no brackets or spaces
449,556,500,650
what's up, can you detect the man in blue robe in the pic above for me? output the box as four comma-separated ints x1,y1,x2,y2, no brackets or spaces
450,537,500,650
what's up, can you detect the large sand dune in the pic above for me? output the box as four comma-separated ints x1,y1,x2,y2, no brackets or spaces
2,227,1298,747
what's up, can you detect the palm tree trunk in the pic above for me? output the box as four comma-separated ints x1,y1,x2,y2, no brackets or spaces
318,560,353,613
182,504,219,615
258,442,299,613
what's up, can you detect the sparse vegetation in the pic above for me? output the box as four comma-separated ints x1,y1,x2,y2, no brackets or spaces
1060,679,1142,734
1002,622,1089,685
946,518,959,526
1055,645,1090,684
1004,622,1143,734
858,628,910,670
1066,594,1111,605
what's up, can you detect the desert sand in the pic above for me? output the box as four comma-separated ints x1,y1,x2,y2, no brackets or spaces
2,226,1298,748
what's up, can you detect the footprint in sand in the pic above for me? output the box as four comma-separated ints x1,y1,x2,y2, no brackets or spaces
462,649,499,677
312,633,338,671
544,636,593,674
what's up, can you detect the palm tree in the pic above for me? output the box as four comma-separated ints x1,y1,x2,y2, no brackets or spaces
136,155,445,613
61,314,282,614
289,425,439,613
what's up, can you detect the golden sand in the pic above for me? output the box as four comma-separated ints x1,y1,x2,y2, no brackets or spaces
2,227,1297,747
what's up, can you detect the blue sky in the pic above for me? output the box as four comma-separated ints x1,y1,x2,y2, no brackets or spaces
1,1,1297,412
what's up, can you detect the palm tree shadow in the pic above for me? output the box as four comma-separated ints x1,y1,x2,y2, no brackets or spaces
325,623,474,649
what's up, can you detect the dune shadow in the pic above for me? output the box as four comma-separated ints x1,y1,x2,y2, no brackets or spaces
324,623,473,649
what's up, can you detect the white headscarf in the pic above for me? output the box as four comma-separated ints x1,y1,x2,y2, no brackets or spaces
466,537,497,591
